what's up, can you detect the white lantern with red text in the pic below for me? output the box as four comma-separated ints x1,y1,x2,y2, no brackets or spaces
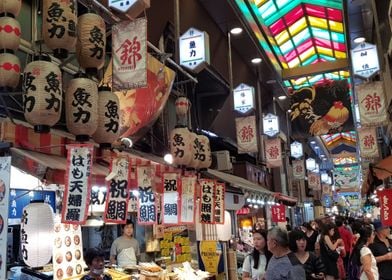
0,16,21,52
175,96,190,117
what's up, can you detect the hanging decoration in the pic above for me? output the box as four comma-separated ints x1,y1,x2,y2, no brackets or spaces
199,179,215,224
137,165,157,225
76,12,105,76
175,96,190,126
180,175,196,224
112,18,147,90
62,144,94,224
271,204,285,222
308,172,321,191
92,85,120,148
0,156,10,280
358,127,379,159
23,55,62,133
378,189,392,226
106,0,150,19
65,73,98,142
290,141,303,159
214,182,225,224
162,173,180,225
292,159,305,179
333,166,360,191
0,16,20,51
194,134,212,169
42,0,77,59
236,115,258,153
264,138,282,168
0,52,20,91
0,0,21,17
169,127,193,167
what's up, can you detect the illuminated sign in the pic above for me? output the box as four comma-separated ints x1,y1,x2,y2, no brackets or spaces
179,28,210,73
351,42,379,79
233,83,255,113
263,113,279,137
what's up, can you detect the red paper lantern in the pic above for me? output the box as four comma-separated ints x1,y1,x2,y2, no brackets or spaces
0,16,21,52
0,52,20,91
0,0,22,17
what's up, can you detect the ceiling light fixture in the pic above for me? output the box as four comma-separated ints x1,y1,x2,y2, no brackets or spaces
310,140,316,144
251,57,262,64
230,27,243,35
278,95,287,100
353,36,365,44
164,153,173,164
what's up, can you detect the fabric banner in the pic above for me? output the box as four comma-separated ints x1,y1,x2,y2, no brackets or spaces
265,138,282,168
137,166,157,225
358,127,379,159
271,204,285,222
333,166,359,191
356,81,388,126
378,189,392,226
104,156,131,224
62,144,94,225
235,115,258,154
180,175,196,224
290,80,353,138
214,183,225,224
199,179,215,224
292,159,305,179
0,156,10,280
308,172,320,190
112,18,147,90
322,184,332,196
162,173,180,225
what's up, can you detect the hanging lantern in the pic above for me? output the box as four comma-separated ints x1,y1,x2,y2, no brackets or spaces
20,202,54,267
76,13,105,76
175,96,190,117
196,134,212,169
0,16,21,52
42,0,77,59
0,52,20,91
23,55,62,133
65,73,98,141
92,85,120,148
169,126,193,167
188,132,199,169
0,0,22,17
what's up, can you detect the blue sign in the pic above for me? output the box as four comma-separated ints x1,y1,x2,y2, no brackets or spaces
8,189,56,220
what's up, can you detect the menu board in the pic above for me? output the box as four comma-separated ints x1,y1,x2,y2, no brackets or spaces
53,217,86,280
0,157,10,280
160,226,191,264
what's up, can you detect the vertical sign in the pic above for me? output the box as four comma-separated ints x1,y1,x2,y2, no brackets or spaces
265,138,282,167
271,204,285,222
62,144,94,225
356,81,387,126
351,43,380,79
308,172,321,190
235,115,258,153
292,160,305,179
214,183,225,224
358,127,379,158
162,173,180,225
199,179,215,224
104,156,131,224
0,156,10,280
263,113,279,137
378,189,392,226
233,83,255,113
137,166,157,224
112,18,147,90
180,175,196,224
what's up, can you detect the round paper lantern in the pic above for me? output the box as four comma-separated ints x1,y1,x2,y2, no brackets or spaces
0,0,22,17
76,13,105,76
0,16,21,52
42,0,77,59
170,126,193,167
187,132,199,169
92,85,120,148
0,52,20,91
196,134,212,169
65,74,98,141
175,97,190,117
20,202,54,268
23,55,62,133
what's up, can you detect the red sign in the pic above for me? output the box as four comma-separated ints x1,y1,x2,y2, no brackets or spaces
379,189,392,226
271,204,285,222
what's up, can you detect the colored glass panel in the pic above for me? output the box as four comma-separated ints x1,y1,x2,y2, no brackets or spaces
288,17,307,36
280,40,295,54
326,7,342,21
270,18,286,35
292,29,311,46
316,46,333,56
308,16,328,29
284,5,304,26
299,46,315,61
329,20,343,33
276,30,290,45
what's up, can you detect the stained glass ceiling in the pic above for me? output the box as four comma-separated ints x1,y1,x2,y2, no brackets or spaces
321,131,356,148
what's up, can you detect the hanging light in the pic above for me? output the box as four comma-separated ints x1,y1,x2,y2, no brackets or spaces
0,0,22,17
0,52,20,92
163,153,173,164
195,134,212,170
169,126,193,167
0,16,21,52
230,27,242,35
175,96,190,123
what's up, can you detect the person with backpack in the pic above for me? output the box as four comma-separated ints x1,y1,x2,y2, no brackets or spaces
369,220,392,280
349,225,378,280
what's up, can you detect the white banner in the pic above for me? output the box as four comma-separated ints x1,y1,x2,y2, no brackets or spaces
265,138,282,168
0,156,10,280
308,172,321,190
236,115,258,153
357,81,388,126
358,127,379,159
162,173,180,225
137,166,157,225
180,175,196,224
214,183,225,224
292,159,305,179
112,18,147,90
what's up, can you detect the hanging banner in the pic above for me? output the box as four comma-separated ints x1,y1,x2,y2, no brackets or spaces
137,166,157,225
308,172,321,190
378,189,392,226
180,175,196,224
322,184,332,196
358,127,379,159
62,144,94,225
357,81,388,126
0,156,10,280
271,204,285,222
104,156,131,224
235,115,258,153
265,138,282,168
292,160,305,179
162,173,180,225
214,183,225,224
112,18,147,90
199,179,215,224
333,166,360,191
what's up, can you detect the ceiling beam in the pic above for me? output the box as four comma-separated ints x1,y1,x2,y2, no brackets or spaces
282,59,349,79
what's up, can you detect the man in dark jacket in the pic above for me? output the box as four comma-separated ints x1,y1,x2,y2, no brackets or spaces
369,220,392,280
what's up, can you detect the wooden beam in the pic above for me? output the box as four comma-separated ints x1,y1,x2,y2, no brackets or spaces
282,59,349,79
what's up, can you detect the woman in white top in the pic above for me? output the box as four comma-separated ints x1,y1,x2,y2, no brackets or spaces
242,229,272,280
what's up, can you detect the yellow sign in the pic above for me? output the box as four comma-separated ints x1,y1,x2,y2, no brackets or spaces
199,241,222,274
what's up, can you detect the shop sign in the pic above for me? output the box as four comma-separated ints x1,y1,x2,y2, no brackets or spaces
180,175,196,224
199,241,223,274
0,156,10,280
104,156,131,224
199,179,215,224
162,173,180,225
62,144,94,225
233,83,255,114
109,0,138,12
179,27,210,73
292,159,305,179
161,226,191,264
378,189,392,226
271,204,285,222
137,166,157,224
308,172,321,190
265,138,282,168
263,113,279,137
290,141,303,159
358,127,379,159
112,18,147,90
235,115,258,154
306,158,316,171
214,182,225,224
351,42,379,79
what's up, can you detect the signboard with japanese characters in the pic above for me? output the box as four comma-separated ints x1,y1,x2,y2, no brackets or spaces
137,166,157,224
235,115,258,153
356,81,388,126
292,160,305,179
308,172,321,190
263,113,279,137
180,175,196,224
290,141,303,159
62,144,94,225
179,27,210,73
214,183,225,224
265,138,282,168
271,204,285,222
160,226,191,264
199,179,215,224
351,43,380,79
233,83,255,114
358,127,379,159
104,156,131,224
378,189,392,226
0,156,10,279
162,173,180,225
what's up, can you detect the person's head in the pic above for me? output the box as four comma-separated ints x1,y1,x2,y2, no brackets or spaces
121,220,134,237
321,223,335,237
253,229,267,252
373,220,391,238
335,216,344,227
84,248,105,276
288,229,307,253
267,227,289,255
352,225,375,264
302,222,313,232
311,220,319,231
